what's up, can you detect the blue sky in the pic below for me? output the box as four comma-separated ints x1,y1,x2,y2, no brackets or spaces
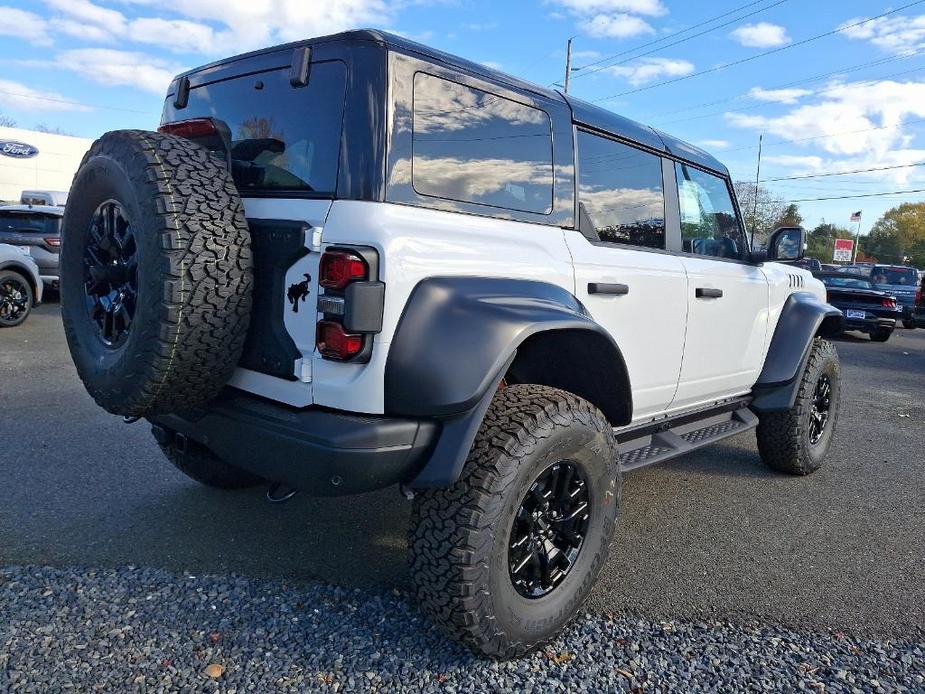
2,0,925,236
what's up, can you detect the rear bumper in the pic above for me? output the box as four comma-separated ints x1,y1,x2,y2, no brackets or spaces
843,315,895,332
149,389,438,496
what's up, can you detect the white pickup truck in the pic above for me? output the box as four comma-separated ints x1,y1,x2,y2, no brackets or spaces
59,30,844,658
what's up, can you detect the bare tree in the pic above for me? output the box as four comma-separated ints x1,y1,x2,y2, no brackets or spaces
0,114,17,128
733,181,787,249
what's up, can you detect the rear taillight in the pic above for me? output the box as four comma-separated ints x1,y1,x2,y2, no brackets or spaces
44,237,60,248
316,320,363,360
315,247,382,362
157,118,217,138
883,297,897,308
319,250,367,290
916,288,923,305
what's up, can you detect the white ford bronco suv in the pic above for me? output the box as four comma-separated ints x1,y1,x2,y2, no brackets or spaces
60,30,844,658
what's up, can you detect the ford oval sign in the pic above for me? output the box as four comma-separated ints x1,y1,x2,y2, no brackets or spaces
0,140,39,158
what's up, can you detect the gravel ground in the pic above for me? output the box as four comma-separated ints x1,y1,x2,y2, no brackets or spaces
2,565,923,693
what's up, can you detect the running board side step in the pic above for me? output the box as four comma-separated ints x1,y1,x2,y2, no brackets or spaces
616,406,758,472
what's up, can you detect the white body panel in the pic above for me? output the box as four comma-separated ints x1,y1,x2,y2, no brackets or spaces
317,200,575,414
672,257,770,409
226,199,824,424
565,235,688,421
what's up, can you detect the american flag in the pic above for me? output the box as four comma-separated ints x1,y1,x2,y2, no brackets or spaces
850,211,862,222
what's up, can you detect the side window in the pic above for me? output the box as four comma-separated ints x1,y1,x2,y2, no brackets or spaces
675,162,745,259
576,131,666,249
412,73,553,214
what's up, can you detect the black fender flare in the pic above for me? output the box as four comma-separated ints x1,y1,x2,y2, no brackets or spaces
384,276,630,488
751,291,843,412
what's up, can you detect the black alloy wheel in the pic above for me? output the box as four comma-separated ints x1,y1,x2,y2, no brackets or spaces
0,273,31,326
509,461,591,599
808,373,832,446
83,200,138,348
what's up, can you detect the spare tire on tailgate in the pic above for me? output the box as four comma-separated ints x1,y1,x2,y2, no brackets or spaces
61,129,253,417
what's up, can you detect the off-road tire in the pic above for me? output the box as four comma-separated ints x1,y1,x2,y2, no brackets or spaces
870,327,892,342
408,384,620,658
0,270,33,327
60,129,252,417
756,338,840,475
902,320,916,330
153,427,263,489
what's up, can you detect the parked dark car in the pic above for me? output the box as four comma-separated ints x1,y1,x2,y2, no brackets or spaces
815,272,901,342
0,205,63,289
869,265,919,329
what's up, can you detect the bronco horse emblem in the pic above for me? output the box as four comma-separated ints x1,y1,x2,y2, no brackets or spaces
287,274,311,313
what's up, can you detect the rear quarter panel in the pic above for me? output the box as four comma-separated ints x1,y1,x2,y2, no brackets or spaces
316,200,575,413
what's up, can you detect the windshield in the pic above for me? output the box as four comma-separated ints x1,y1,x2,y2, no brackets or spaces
161,60,347,195
0,212,62,235
821,276,872,290
871,267,918,286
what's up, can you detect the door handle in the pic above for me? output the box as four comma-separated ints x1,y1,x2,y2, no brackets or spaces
588,282,629,296
695,287,723,299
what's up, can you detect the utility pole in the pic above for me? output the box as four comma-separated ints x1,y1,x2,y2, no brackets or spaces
564,37,573,94
751,133,763,248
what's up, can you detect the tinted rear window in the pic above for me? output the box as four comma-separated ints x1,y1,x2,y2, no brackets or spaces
0,212,61,235
411,73,553,214
821,276,872,290
162,61,347,195
871,267,918,285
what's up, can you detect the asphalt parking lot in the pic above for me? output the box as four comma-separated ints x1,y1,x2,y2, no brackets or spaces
1,303,924,690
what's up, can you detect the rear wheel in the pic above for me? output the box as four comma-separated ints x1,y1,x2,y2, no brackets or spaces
408,385,620,658
902,320,917,330
870,327,892,342
153,427,263,489
756,338,840,475
0,271,33,327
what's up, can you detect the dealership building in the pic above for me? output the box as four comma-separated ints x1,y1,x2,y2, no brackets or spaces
0,126,92,204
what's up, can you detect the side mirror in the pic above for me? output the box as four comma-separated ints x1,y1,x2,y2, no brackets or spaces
767,226,806,262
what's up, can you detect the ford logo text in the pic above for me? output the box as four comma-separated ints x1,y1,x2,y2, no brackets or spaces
0,140,39,158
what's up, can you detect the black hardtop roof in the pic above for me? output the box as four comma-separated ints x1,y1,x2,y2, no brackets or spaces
175,28,727,175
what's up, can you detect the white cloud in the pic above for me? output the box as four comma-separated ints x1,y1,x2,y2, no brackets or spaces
605,57,694,85
56,49,185,95
840,14,925,55
127,17,224,53
763,154,825,171
44,0,126,33
748,87,813,104
580,13,654,38
699,139,730,150
0,79,91,112
0,7,52,46
551,0,667,17
730,22,790,48
725,79,925,159
49,18,112,43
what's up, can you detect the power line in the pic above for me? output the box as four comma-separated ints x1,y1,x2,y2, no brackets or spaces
653,51,925,127
593,0,925,103
789,188,925,202
763,162,925,182
572,0,790,80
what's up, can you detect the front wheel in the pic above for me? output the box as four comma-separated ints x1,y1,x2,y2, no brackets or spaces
0,271,33,327
756,338,841,475
408,385,620,658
